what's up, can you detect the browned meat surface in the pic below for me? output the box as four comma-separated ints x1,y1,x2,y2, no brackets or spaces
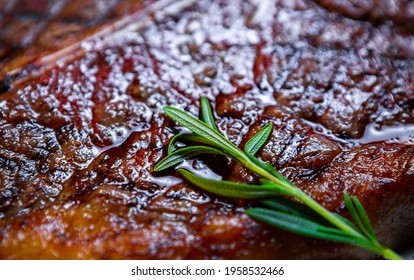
0,0,156,76
315,0,414,29
0,0,414,259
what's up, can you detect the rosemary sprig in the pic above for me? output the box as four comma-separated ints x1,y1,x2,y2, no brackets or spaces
154,97,403,260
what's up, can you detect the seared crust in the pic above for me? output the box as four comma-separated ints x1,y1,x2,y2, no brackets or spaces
1,0,414,259
0,0,155,75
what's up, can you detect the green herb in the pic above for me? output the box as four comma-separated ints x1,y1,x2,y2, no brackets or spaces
154,97,403,260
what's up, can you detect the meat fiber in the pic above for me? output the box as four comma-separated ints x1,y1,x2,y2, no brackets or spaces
0,0,414,259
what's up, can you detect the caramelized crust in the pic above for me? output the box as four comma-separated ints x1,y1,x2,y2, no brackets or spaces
0,0,414,259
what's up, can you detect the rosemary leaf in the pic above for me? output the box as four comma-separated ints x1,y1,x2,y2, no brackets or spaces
344,194,372,239
260,198,329,225
154,146,229,172
247,208,349,241
246,153,292,185
167,133,216,154
200,97,218,131
164,106,242,158
246,208,381,252
244,123,273,156
349,195,377,241
178,168,290,198
352,196,375,237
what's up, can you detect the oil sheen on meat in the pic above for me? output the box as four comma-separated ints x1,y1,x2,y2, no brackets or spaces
0,0,414,259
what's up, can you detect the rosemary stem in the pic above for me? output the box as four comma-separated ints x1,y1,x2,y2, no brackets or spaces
243,155,404,260
242,155,363,237
161,102,405,260
295,190,363,237
382,248,404,260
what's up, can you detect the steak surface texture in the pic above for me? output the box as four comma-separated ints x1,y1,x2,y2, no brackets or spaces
0,0,157,76
0,0,414,259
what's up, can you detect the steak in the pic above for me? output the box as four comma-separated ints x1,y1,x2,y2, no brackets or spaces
0,0,414,259
0,0,157,76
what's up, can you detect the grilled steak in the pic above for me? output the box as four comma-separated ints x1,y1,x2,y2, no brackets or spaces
0,0,414,259
0,0,157,76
